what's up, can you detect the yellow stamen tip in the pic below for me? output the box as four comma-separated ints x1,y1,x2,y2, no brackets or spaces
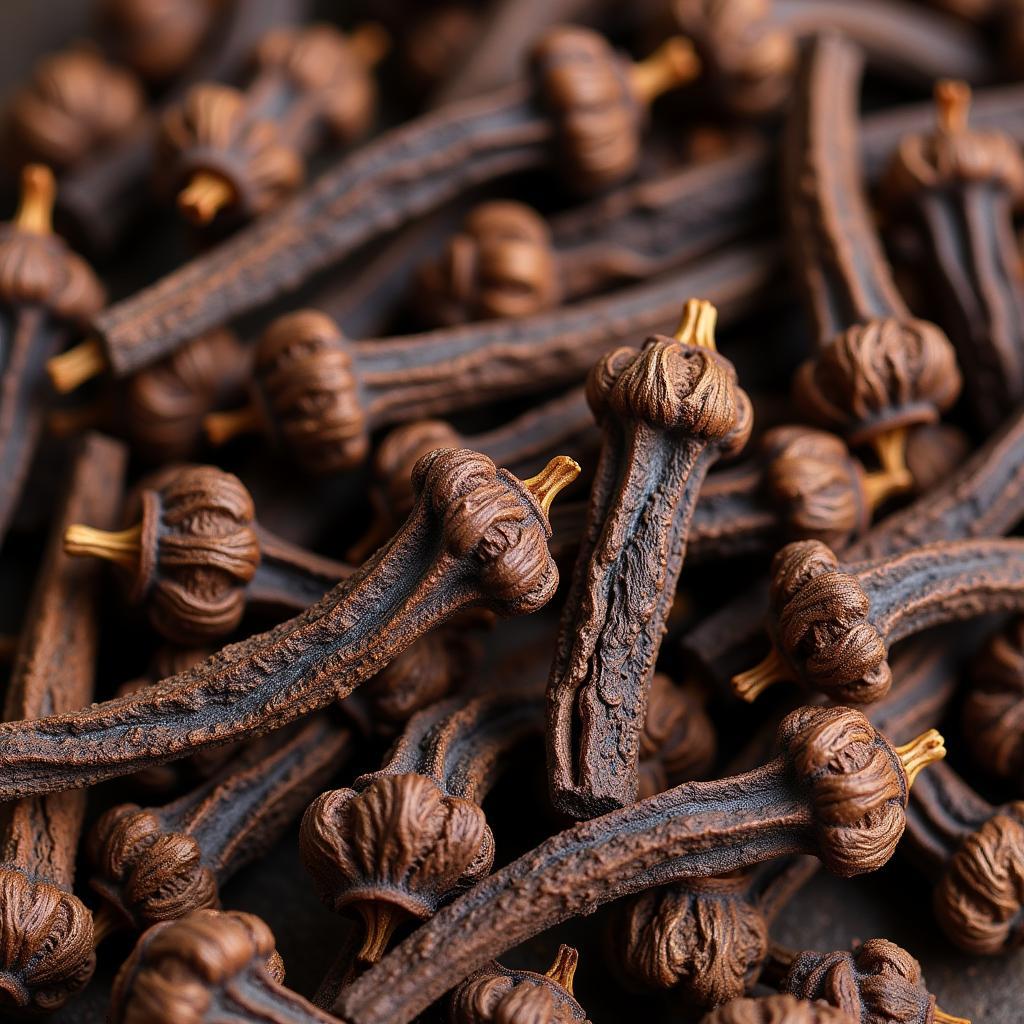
895,729,946,789
355,903,404,965
673,298,718,350
14,164,56,234
64,522,142,573
933,1008,970,1024
544,945,579,996
203,404,262,446
46,339,107,394
631,37,700,106
522,456,581,516
178,171,236,226
732,646,792,702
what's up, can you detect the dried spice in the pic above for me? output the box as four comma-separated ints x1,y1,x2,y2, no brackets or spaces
450,947,590,1024
199,246,775,475
784,34,960,486
615,638,959,1010
964,617,1024,783
773,937,969,1024
88,714,352,939
0,450,575,798
163,23,386,226
109,909,315,1024
906,759,1024,955
64,462,352,645
734,537,1024,703
0,166,104,547
699,993,855,1024
300,690,544,967
547,299,752,816
54,26,697,386
0,433,126,1014
883,80,1024,433
334,706,944,1024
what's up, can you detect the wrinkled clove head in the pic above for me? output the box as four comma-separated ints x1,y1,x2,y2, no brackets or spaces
413,447,567,613
667,0,797,117
299,775,495,963
740,539,891,704
700,993,856,1024
587,325,752,458
934,801,1024,955
0,164,105,320
531,27,696,194
0,866,96,1013
783,937,967,1024
109,909,286,1024
66,464,260,645
450,947,589,1024
617,874,766,1008
795,318,961,466
242,309,367,474
416,201,561,326
778,705,941,877
373,419,463,523
760,426,878,548
964,619,1024,781
637,672,716,798
88,804,220,931
8,47,145,168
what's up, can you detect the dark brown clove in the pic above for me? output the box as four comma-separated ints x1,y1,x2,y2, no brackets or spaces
164,23,386,226
0,165,105,547
784,34,960,486
699,993,855,1024
63,462,351,645
0,449,575,798
0,433,127,1014
333,706,944,1024
547,299,752,817
199,245,775,475
109,909,314,1024
734,537,1024,704
57,26,697,385
88,714,353,941
883,79,1024,433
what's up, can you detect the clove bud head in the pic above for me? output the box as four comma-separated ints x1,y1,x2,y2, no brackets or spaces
109,909,286,1024
88,804,219,930
0,866,96,1012
416,201,561,326
450,949,590,1024
779,705,938,877
784,937,961,1024
934,802,1024,955
299,775,495,962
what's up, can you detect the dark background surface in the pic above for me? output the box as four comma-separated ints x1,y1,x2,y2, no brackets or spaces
0,3,1020,1022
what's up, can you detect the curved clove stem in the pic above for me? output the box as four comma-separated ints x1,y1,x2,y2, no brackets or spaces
0,450,571,798
334,706,943,1024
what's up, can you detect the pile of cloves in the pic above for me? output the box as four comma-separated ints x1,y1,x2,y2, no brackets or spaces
8,1,1024,1021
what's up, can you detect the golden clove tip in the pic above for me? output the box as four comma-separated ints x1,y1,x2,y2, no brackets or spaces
178,171,237,226
935,79,971,135
203,404,262,446
46,339,107,394
544,944,579,996
674,298,718,350
870,428,909,483
14,163,56,234
933,1008,970,1024
861,464,914,511
732,646,791,702
63,522,142,572
355,903,405,965
631,36,700,106
522,456,581,516
894,728,946,789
